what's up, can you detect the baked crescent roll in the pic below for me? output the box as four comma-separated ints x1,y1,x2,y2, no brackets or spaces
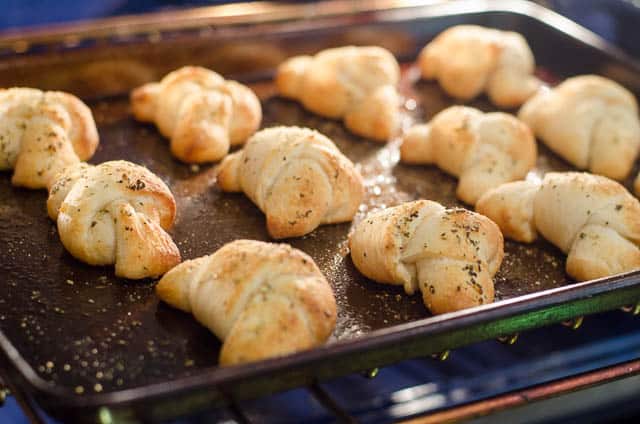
217,126,364,239
276,46,400,142
0,87,99,189
47,160,181,279
156,239,337,366
131,66,262,163
419,25,541,107
400,106,536,205
476,172,640,281
518,75,640,181
349,200,504,314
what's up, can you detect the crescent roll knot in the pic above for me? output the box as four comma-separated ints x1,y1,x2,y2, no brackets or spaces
477,172,640,281
131,66,262,163
276,46,401,141
47,160,181,279
0,87,99,189
519,75,640,181
217,126,364,239
419,25,541,107
349,200,504,315
400,105,536,205
155,239,337,365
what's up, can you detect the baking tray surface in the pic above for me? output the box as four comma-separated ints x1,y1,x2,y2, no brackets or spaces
1,0,640,421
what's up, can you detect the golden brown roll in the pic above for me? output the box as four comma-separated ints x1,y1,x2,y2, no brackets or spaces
0,87,98,188
477,172,640,281
217,126,364,239
419,25,540,107
349,200,504,315
156,239,337,366
519,75,640,181
276,46,400,142
401,105,536,205
47,160,181,279
131,66,262,163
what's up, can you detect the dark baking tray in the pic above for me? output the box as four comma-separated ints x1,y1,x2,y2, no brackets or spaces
2,0,640,422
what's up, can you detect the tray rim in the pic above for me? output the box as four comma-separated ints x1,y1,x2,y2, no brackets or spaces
2,0,640,417
0,0,638,72
6,269,639,407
